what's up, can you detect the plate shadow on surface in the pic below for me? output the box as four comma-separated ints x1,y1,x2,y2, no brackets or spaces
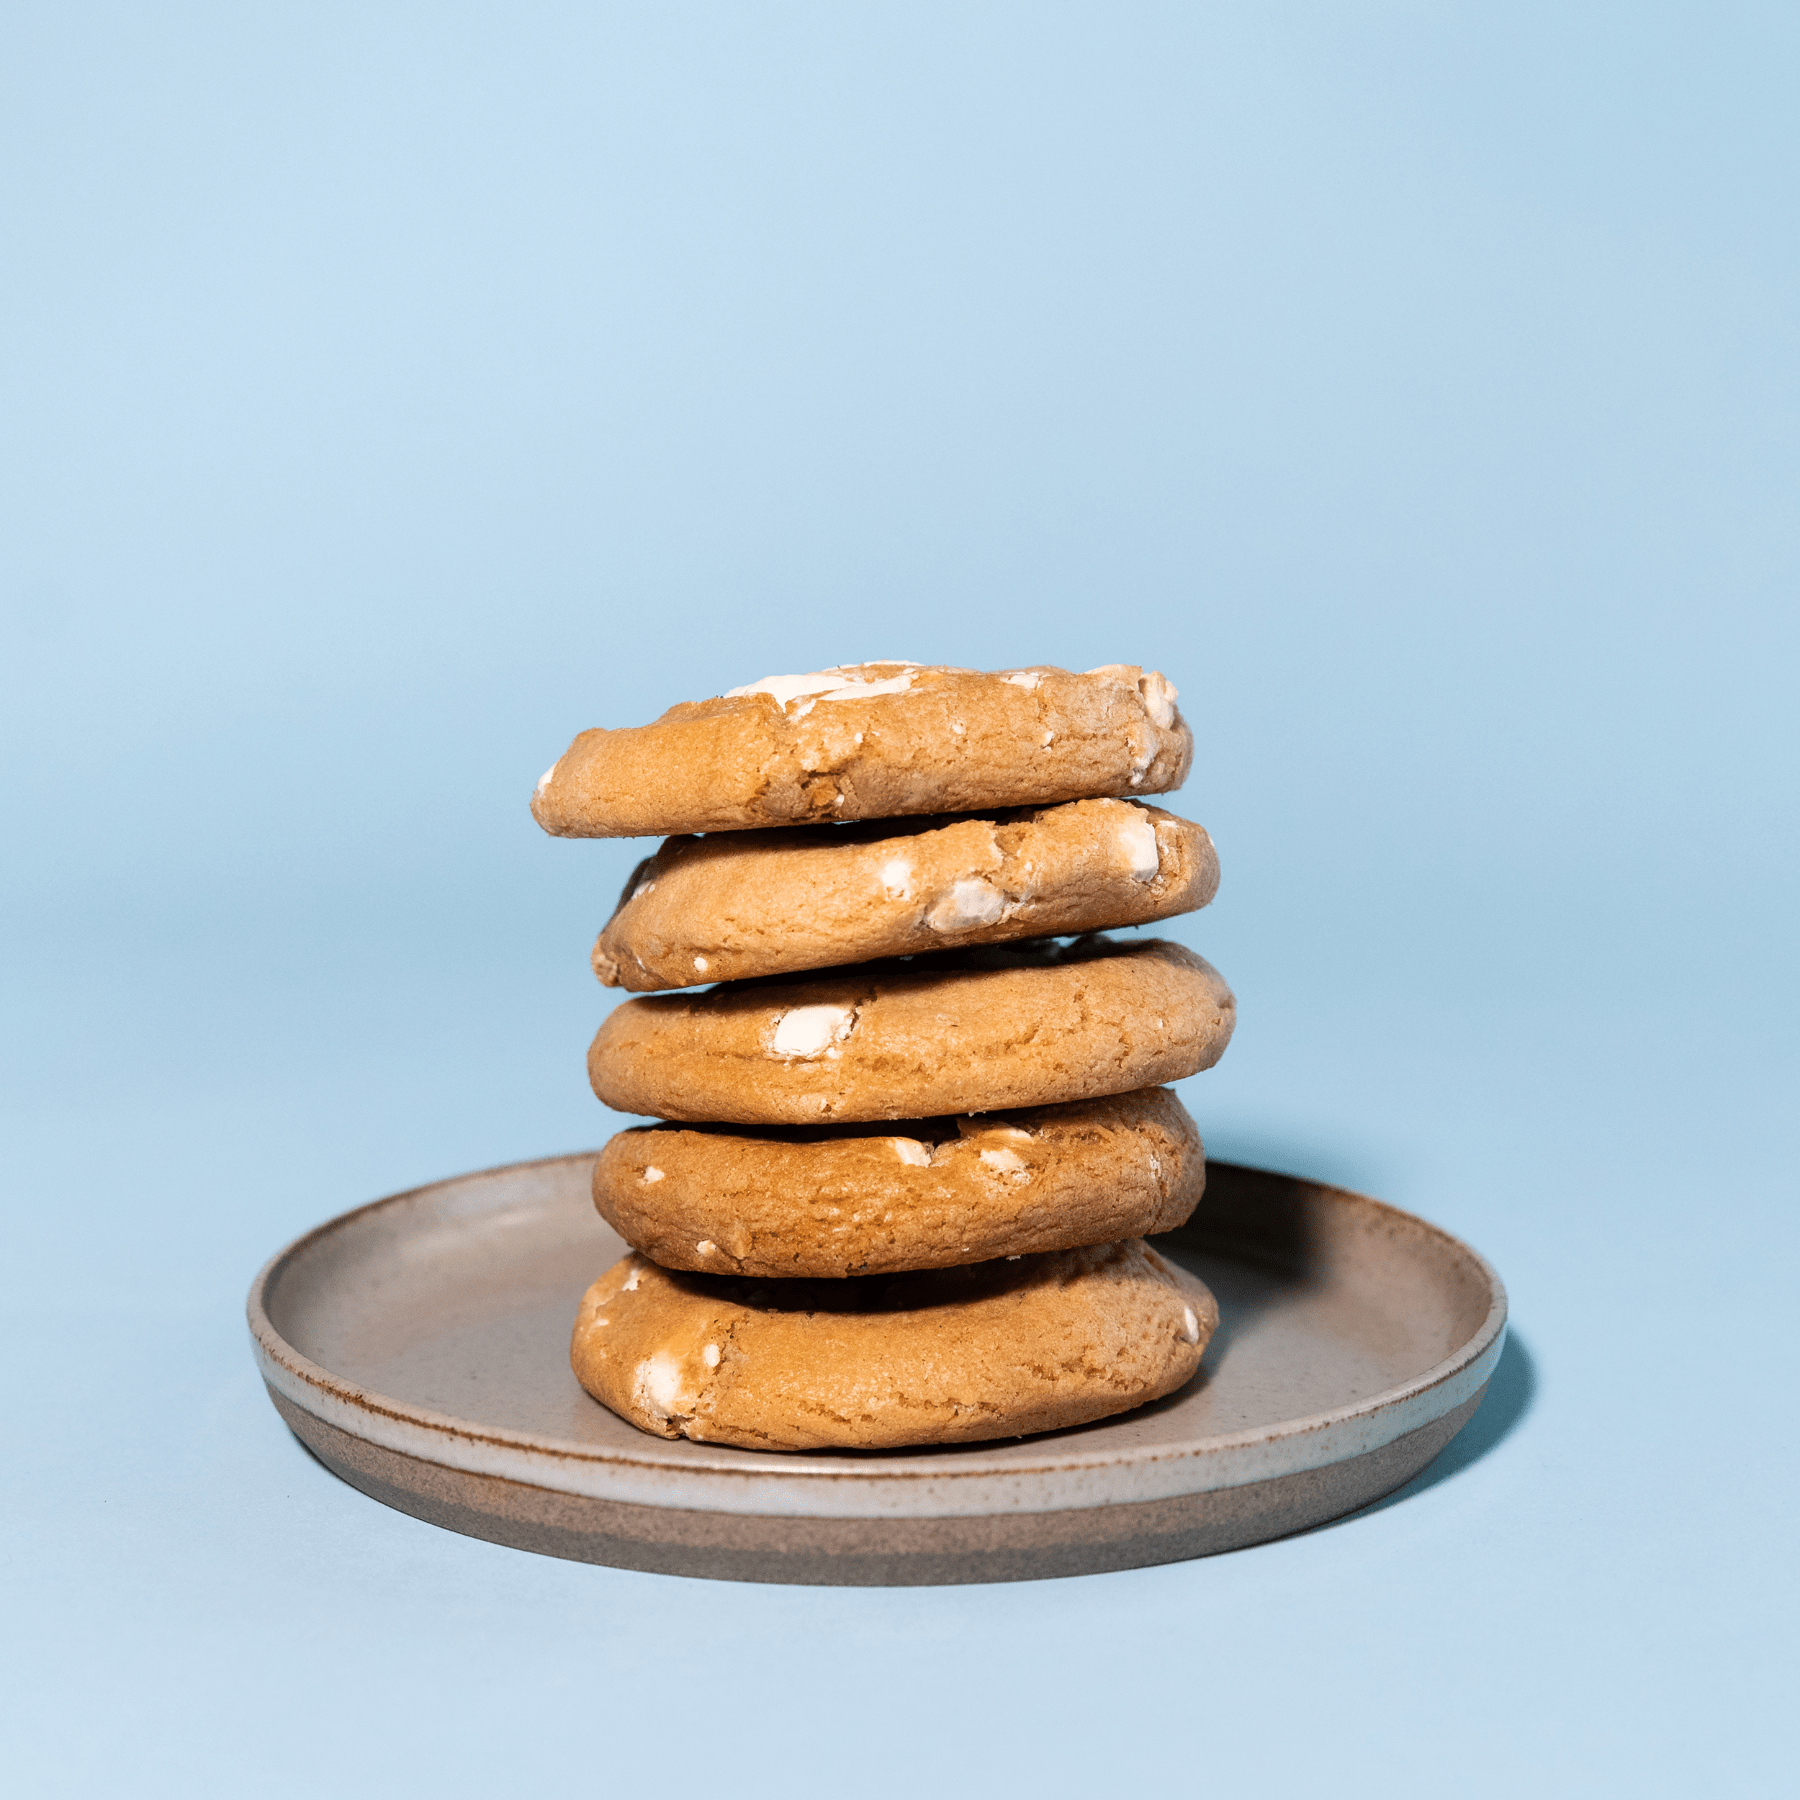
1304,1328,1538,1536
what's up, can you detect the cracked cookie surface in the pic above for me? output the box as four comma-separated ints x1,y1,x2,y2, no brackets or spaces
594,1086,1205,1277
594,798,1219,990
531,662,1193,839
587,935,1237,1124
569,1237,1218,1450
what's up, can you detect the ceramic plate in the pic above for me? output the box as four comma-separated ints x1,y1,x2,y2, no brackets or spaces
248,1154,1505,1585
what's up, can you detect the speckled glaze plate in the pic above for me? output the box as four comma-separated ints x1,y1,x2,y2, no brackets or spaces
247,1154,1505,1586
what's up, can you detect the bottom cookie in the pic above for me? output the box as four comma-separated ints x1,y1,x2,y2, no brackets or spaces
569,1240,1217,1452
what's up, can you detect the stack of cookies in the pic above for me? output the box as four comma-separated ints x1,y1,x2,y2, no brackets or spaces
531,662,1236,1453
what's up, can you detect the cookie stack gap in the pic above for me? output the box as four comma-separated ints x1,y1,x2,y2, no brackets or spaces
533,662,1238,1453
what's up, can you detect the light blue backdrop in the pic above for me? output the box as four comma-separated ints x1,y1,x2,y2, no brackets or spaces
3,4,1793,1795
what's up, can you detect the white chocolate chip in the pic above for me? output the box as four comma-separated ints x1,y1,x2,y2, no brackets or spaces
696,1239,716,1256
693,955,709,973
1181,1305,1200,1344
1149,1156,1162,1178
879,857,912,898
726,668,920,708
820,672,917,702
534,762,559,798
925,878,1007,932
726,670,853,706
1117,811,1160,880
1139,670,1178,729
1041,730,1055,748
1003,671,1042,690
771,1003,856,1058
642,1166,665,1184
979,1147,1028,1178
702,1343,721,1368
633,1353,683,1420
623,1265,641,1291
890,1137,931,1166
956,1115,1009,1139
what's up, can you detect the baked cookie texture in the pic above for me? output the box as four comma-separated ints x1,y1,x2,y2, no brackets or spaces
532,662,1192,839
587,936,1236,1125
593,798,1219,991
593,1086,1205,1278
569,1239,1218,1451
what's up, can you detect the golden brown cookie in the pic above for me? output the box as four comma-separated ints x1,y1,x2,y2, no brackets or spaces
569,1239,1217,1451
593,799,1219,991
587,935,1236,1124
594,1086,1205,1278
532,662,1192,839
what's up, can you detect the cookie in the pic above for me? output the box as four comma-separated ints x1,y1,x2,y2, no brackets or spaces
593,798,1219,991
532,662,1192,839
593,1086,1205,1278
587,935,1236,1124
569,1238,1217,1451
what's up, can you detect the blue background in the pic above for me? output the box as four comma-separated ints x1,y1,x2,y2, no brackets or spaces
3,4,1794,1794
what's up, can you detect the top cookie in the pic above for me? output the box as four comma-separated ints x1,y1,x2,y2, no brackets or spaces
531,662,1192,839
